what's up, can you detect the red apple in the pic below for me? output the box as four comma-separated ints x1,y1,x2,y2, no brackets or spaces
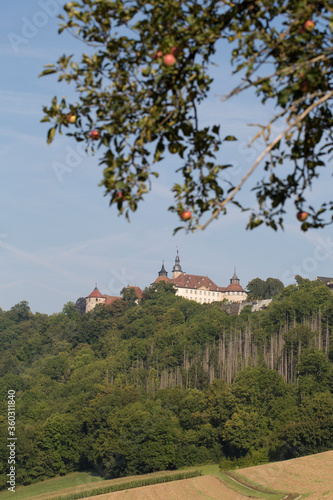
304,20,315,31
180,210,192,221
116,191,123,200
300,79,309,93
152,50,163,60
163,54,176,66
171,46,181,56
90,130,100,140
297,211,309,221
67,114,76,124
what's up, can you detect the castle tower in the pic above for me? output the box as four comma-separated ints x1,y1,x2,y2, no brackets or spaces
172,250,183,279
230,267,240,285
158,261,168,277
85,284,106,312
223,268,247,303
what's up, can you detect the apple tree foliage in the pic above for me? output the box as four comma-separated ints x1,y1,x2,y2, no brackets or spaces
41,0,333,232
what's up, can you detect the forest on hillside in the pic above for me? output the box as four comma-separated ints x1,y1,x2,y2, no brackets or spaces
1,278,333,489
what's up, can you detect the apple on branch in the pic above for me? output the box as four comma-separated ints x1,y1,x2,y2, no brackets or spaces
163,54,176,66
152,50,163,60
90,130,100,140
304,20,315,31
67,114,76,124
300,79,309,93
297,211,309,222
180,210,192,221
171,46,181,56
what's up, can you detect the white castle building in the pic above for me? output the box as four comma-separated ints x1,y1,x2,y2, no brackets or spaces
153,251,247,304
85,285,143,313
84,252,247,312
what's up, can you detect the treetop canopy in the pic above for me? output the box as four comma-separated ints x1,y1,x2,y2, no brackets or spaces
41,0,333,233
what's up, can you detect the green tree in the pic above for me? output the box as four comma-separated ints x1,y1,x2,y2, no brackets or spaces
295,275,311,287
266,278,284,298
94,401,180,477
41,1,333,232
8,301,32,322
37,413,83,475
75,297,86,314
223,409,265,456
247,277,284,300
297,348,330,383
141,282,177,305
121,286,139,306
62,301,82,319
246,278,266,300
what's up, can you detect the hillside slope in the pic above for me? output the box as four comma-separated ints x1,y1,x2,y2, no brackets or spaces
234,450,333,500
84,476,250,500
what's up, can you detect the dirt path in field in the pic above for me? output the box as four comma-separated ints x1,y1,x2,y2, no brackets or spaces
235,450,333,500
83,475,258,500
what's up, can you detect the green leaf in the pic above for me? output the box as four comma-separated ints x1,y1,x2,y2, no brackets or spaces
39,68,57,77
47,126,57,145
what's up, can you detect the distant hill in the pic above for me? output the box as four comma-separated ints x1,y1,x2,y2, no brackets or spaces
0,279,333,489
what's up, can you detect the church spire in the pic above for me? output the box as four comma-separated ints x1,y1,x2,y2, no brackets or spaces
158,260,168,277
172,249,183,278
230,268,240,284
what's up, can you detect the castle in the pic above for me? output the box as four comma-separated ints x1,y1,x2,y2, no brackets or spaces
84,251,247,312
153,251,247,304
85,285,143,313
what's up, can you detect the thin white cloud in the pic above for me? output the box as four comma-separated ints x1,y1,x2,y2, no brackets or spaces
30,280,71,298
0,42,62,60
0,241,77,280
0,90,47,115
0,280,25,291
0,127,45,145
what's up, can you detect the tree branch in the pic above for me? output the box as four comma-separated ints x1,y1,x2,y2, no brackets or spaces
200,90,333,231
222,52,333,102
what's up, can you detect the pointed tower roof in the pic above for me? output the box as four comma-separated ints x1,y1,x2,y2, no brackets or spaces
225,269,246,293
172,249,182,273
158,260,168,277
230,267,240,285
86,285,105,299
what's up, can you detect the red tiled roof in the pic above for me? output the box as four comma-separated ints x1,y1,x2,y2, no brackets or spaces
86,288,105,299
225,283,247,293
154,276,171,283
129,286,143,299
105,295,121,305
173,273,225,292
87,285,143,305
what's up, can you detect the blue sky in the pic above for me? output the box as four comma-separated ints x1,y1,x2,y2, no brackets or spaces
1,1,333,314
